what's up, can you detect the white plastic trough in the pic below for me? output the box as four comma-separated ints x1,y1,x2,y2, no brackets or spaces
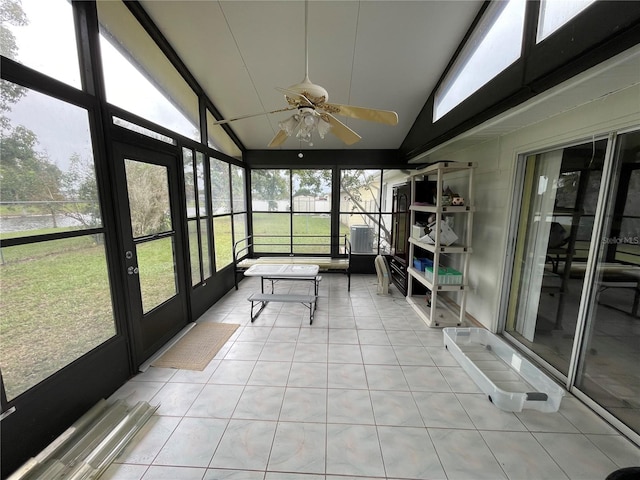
443,327,565,412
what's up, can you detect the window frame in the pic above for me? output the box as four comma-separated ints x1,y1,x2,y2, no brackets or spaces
433,0,528,122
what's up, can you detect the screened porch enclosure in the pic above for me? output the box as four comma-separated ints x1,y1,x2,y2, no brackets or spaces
2,0,640,476
246,168,407,258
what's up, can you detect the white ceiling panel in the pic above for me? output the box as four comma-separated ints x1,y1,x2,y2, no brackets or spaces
139,0,482,150
138,1,639,154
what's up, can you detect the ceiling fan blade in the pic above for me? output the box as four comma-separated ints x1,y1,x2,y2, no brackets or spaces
275,87,315,107
268,129,289,148
321,103,399,125
212,106,297,125
322,113,361,145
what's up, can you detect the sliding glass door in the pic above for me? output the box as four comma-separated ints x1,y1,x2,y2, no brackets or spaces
574,130,640,435
506,138,607,375
506,130,640,438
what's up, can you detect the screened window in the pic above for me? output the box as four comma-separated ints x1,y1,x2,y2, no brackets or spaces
184,151,240,280
184,148,213,286
251,169,290,213
231,166,248,261
251,167,291,251
292,170,332,213
196,152,207,216
213,216,233,270
97,0,200,141
231,165,246,212
339,169,404,255
0,85,102,234
434,0,527,121
233,213,248,253
187,218,200,285
340,169,381,254
210,157,235,271
537,0,596,42
248,168,401,255
0,81,115,400
211,158,231,214
251,169,333,254
0,0,81,88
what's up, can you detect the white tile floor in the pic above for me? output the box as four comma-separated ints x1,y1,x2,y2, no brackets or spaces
104,274,640,480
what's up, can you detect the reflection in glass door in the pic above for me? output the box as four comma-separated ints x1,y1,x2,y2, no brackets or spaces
506,132,640,439
506,139,607,375
575,130,640,435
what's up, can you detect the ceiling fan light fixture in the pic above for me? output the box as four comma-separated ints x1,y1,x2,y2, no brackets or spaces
317,117,331,139
278,115,300,136
277,108,323,144
296,121,314,142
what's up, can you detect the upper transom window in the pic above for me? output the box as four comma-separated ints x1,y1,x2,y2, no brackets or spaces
433,0,527,121
537,0,596,42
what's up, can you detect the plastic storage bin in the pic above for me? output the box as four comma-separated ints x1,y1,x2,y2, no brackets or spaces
425,266,462,285
443,327,565,412
413,257,433,271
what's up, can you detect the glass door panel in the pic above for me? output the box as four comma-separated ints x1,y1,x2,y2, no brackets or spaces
124,160,178,313
506,139,607,375
125,160,172,236
135,237,177,313
575,130,640,435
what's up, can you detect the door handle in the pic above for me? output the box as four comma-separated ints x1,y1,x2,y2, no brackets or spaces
127,266,139,275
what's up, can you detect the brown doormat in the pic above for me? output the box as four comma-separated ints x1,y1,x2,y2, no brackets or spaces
151,322,239,370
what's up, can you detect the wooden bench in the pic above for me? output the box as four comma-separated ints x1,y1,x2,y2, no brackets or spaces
247,293,317,324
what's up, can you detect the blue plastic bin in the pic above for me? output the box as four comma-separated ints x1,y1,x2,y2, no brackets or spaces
413,257,433,271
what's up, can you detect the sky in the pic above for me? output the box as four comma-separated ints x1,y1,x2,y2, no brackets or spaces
435,0,596,120
4,0,195,171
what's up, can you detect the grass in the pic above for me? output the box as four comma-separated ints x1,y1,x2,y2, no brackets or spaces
0,214,353,400
252,213,337,254
0,236,115,400
137,238,179,313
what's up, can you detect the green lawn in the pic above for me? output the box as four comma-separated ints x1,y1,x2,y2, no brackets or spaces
252,213,340,254
0,235,115,400
0,214,351,400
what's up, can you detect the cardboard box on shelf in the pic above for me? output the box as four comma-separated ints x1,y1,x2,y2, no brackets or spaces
420,221,459,246
411,224,425,239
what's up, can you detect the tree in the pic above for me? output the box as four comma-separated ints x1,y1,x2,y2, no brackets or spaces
124,161,171,237
293,187,315,197
209,157,231,213
292,169,326,197
0,0,28,133
0,125,65,225
60,153,102,232
230,164,245,212
295,168,392,245
251,169,288,211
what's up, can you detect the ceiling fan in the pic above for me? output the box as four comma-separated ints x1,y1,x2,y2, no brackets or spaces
213,1,399,147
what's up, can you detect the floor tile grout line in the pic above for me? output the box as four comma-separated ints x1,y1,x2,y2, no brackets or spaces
109,275,639,479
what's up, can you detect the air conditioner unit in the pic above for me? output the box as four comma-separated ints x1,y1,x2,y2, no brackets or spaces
350,225,372,253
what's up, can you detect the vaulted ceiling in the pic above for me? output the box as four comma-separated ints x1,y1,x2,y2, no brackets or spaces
138,1,483,151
